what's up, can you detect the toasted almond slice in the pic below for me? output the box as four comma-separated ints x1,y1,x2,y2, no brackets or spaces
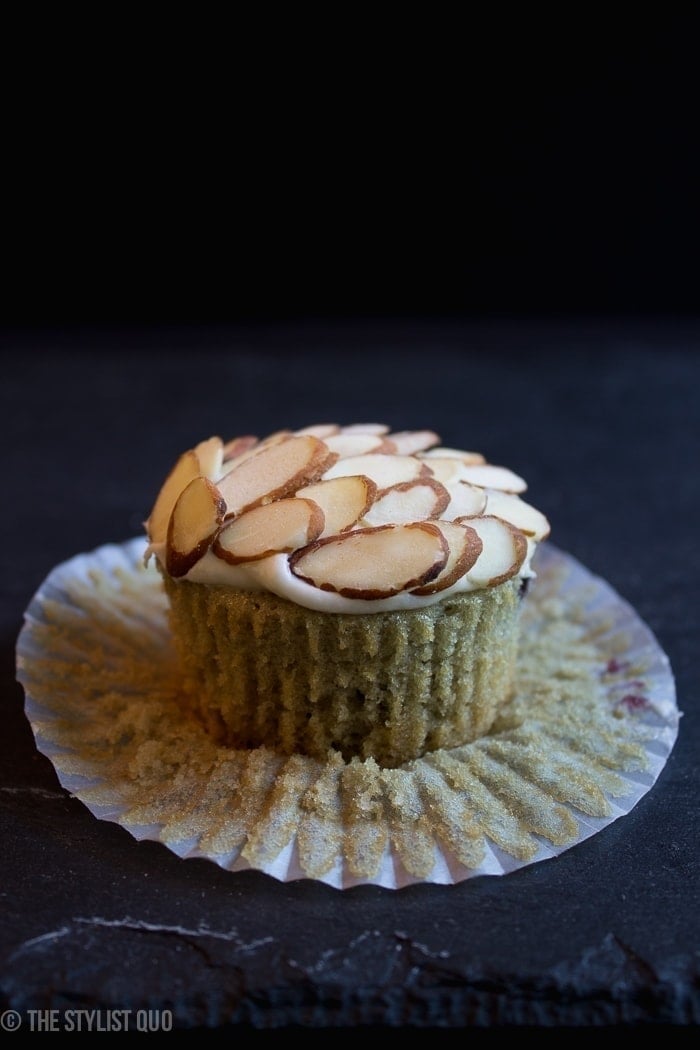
289,522,448,599
458,464,527,493
323,453,430,488
323,432,397,458
444,481,488,519
419,447,486,465
261,428,294,443
294,423,341,438
420,456,481,485
295,475,377,536
194,436,224,478
145,449,200,545
217,435,337,517
219,430,293,476
385,429,441,455
166,477,226,578
339,423,390,435
213,497,324,564
411,521,483,594
455,514,528,587
363,478,450,526
484,489,551,540
222,435,259,462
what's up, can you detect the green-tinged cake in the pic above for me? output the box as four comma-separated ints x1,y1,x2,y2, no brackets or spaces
145,423,550,768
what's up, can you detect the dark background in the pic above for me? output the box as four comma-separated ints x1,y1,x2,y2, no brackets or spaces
2,11,699,331
1,13,699,1032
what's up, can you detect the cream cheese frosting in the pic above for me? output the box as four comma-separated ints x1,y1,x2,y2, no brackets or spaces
145,423,550,613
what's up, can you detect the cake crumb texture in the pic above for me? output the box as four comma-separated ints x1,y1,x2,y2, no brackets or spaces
162,576,520,768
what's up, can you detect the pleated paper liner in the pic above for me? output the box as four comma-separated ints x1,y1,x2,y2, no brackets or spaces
16,538,679,889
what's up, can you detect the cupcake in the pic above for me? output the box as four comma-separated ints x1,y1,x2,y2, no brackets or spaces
144,424,550,768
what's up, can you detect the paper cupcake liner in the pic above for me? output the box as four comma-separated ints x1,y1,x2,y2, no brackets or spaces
16,538,679,890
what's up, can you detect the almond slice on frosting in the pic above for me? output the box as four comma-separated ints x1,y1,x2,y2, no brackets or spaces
411,521,483,595
420,456,485,485
217,435,337,517
323,432,397,458
295,475,377,536
419,447,486,465
385,430,441,455
146,449,200,545
289,522,448,599
323,453,429,489
220,430,293,475
166,476,226,578
339,423,390,435
294,423,341,438
213,497,324,564
222,435,259,463
363,478,450,526
457,463,527,493
455,514,528,587
443,481,488,519
194,436,224,478
484,489,551,540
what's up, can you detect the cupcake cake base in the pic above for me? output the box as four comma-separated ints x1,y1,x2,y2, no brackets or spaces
162,574,521,767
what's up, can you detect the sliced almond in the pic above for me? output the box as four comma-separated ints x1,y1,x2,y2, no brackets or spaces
166,476,226,578
339,423,389,435
323,453,429,489
444,481,488,519
222,435,259,462
194,435,224,478
217,435,337,517
219,430,293,476
294,423,341,438
455,514,528,587
213,497,324,564
323,432,397,458
145,449,200,545
458,463,527,493
385,429,440,455
420,456,481,485
289,522,448,599
484,489,550,540
295,475,377,536
260,428,294,443
419,447,486,465
411,521,483,594
363,478,450,526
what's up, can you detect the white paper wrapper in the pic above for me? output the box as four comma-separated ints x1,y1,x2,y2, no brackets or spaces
16,538,679,890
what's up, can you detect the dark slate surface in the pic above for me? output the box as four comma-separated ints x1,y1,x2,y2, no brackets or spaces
1,319,698,1030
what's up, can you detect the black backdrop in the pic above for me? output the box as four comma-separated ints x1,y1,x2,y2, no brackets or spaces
3,11,699,331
